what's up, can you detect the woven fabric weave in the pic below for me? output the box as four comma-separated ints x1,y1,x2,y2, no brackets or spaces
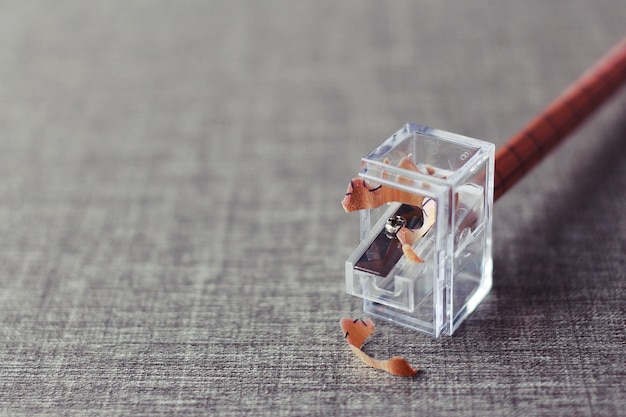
0,1,624,416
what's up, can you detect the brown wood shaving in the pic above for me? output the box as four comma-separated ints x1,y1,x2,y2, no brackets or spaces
340,318,417,377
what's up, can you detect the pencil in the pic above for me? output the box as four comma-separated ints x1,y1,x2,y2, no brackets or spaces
494,38,626,201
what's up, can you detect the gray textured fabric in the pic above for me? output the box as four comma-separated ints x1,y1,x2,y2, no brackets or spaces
1,1,625,416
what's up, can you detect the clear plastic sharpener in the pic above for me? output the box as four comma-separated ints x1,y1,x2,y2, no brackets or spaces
344,124,495,337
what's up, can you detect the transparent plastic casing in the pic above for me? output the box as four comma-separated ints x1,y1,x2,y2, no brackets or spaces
345,124,495,337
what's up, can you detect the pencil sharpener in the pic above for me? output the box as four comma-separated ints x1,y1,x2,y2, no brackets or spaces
344,123,495,337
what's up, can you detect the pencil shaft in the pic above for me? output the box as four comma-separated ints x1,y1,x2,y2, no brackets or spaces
494,38,626,201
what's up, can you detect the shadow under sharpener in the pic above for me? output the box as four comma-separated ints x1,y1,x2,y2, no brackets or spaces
345,124,495,337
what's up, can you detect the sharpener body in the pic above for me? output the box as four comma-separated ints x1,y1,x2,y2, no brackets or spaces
345,124,495,336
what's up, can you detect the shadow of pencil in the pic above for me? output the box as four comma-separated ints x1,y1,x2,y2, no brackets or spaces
493,101,626,299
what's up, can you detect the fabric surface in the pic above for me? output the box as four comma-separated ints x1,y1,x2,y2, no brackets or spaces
1,1,625,416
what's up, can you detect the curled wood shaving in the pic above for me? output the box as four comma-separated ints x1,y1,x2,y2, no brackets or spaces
340,318,417,377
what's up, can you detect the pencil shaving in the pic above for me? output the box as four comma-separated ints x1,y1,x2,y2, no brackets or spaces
341,156,425,213
340,318,418,377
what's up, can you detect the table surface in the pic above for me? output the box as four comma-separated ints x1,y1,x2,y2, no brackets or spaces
1,1,625,416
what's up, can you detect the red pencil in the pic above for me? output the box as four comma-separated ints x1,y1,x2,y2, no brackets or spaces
494,38,626,201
